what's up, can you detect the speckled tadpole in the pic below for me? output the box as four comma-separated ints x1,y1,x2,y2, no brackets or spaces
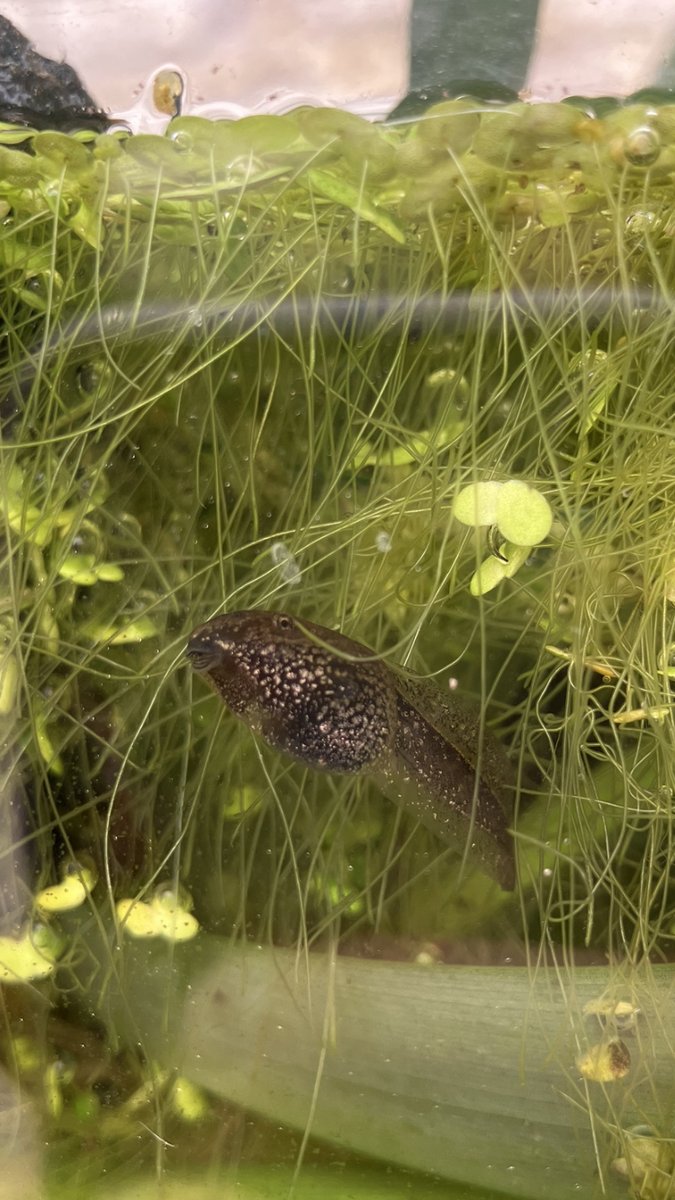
186,611,515,889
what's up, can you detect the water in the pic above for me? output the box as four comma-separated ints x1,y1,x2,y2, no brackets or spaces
1,94,674,1198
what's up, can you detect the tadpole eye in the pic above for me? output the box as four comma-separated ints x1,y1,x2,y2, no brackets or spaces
275,614,293,631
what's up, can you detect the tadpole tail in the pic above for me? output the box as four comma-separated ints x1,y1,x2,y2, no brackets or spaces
374,691,515,890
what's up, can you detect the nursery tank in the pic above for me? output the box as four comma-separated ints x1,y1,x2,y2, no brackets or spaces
1,2,675,1198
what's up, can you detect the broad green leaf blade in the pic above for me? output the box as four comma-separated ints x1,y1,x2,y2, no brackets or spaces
304,169,405,244
83,933,675,1199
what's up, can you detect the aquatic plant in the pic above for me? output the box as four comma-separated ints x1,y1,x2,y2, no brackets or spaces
0,97,674,1196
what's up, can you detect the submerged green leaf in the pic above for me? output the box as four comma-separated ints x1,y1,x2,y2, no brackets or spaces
470,542,530,595
304,168,405,243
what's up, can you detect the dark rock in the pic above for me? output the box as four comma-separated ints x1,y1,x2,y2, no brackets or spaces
0,13,108,130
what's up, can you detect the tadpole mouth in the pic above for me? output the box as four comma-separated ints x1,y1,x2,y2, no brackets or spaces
185,637,223,673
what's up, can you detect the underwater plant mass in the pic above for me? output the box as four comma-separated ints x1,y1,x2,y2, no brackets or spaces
0,96,675,1196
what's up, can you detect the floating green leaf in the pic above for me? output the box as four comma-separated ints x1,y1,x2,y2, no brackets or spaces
453,481,504,527
57,554,124,585
0,652,18,715
117,890,200,942
36,861,97,914
354,419,464,469
495,480,553,546
0,924,63,983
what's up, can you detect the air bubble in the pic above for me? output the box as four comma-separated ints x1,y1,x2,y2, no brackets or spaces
270,541,301,586
76,358,113,400
624,126,660,167
625,209,658,235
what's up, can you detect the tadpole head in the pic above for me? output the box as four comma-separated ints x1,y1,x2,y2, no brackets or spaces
185,613,279,712
185,612,298,675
